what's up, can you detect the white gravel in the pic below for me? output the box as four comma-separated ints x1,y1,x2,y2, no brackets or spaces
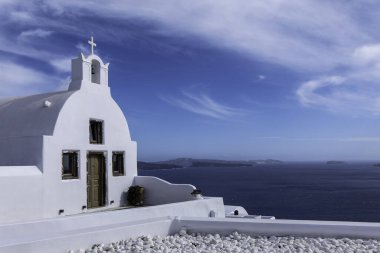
70,229,380,253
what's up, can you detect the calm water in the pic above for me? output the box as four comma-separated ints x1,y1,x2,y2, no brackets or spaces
139,162,380,222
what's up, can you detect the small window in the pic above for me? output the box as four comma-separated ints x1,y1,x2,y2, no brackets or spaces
62,151,79,179
112,152,125,176
90,120,103,144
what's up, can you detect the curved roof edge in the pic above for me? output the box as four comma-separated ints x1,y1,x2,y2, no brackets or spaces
0,90,77,138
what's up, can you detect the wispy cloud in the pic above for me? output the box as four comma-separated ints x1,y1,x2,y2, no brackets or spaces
296,43,380,115
18,29,53,40
0,60,64,97
76,43,90,55
8,11,33,22
297,76,347,111
0,1,367,71
160,91,244,119
2,0,380,112
32,0,365,71
258,75,266,81
49,57,72,73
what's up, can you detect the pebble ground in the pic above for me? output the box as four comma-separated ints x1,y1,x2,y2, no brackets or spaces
69,230,380,253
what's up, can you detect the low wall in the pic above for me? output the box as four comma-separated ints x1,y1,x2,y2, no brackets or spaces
180,217,380,239
0,197,225,253
224,205,249,216
6,211,380,253
0,166,43,223
133,176,196,205
0,217,177,253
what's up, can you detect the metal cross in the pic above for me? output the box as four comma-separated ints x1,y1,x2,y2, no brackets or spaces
88,36,96,55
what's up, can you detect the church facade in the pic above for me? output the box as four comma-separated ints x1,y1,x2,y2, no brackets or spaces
0,38,137,223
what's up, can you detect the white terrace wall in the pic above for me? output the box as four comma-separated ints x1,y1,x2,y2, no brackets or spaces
179,217,380,239
133,176,196,205
41,86,137,218
0,166,43,223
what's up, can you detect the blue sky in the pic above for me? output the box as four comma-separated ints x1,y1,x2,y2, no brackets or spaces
1,1,380,161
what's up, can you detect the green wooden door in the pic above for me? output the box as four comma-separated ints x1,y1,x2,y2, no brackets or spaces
87,153,106,208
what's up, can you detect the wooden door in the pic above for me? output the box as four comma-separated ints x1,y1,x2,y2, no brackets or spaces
87,153,106,208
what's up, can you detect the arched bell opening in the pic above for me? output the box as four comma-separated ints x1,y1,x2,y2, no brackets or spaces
91,60,101,84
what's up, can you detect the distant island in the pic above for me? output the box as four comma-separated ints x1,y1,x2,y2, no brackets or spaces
137,158,283,170
137,161,182,170
326,161,345,165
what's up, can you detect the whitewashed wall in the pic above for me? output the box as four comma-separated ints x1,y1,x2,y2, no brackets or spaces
0,166,43,223
133,176,196,205
42,84,137,218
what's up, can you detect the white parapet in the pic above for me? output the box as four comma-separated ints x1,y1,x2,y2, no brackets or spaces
133,176,197,205
0,166,43,223
224,205,249,217
179,217,380,239
0,197,225,253
6,215,380,253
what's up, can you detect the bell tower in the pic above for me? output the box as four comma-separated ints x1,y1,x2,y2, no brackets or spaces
68,36,110,91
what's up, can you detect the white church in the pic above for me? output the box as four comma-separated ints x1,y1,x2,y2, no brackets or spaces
0,37,141,222
1,38,377,253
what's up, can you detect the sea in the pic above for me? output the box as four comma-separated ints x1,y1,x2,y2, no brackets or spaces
139,162,380,222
